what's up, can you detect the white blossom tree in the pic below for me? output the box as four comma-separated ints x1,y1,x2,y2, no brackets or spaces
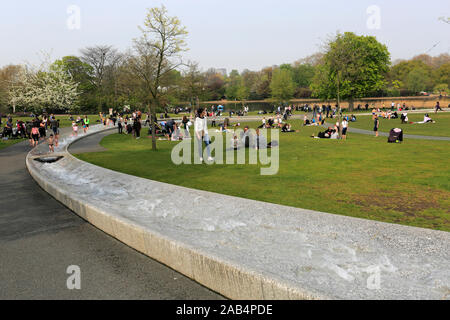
9,63,80,114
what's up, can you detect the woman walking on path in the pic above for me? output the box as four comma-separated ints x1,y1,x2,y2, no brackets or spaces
195,108,213,163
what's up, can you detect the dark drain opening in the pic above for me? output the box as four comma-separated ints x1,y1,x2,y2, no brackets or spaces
34,156,64,163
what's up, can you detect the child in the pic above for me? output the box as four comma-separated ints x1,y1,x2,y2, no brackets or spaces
72,121,78,136
48,134,55,153
231,134,239,150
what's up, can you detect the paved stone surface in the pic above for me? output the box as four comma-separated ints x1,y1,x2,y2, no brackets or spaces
0,130,223,300
26,124,450,300
68,129,114,154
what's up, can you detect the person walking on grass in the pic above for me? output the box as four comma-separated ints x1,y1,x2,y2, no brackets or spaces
374,115,380,137
133,117,142,139
118,117,123,134
341,118,348,140
195,108,213,163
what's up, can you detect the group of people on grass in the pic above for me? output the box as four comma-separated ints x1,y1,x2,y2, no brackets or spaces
311,117,349,140
0,113,65,151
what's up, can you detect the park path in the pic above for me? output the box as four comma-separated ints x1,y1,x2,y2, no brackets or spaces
322,123,450,141
216,109,450,141
0,128,223,300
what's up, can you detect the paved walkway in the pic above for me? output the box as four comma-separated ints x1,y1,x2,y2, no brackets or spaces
322,123,450,141
68,129,114,154
0,130,223,300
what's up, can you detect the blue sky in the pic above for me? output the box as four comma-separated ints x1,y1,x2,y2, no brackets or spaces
1,0,449,72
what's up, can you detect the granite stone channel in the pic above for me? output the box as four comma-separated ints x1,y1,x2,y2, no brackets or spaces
26,124,450,300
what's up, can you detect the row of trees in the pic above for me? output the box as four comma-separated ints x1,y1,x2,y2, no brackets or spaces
1,8,449,117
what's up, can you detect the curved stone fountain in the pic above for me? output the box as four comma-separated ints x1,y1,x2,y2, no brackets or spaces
26,124,450,300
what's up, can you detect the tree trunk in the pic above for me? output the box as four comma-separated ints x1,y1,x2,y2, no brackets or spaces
348,98,354,112
337,74,343,139
149,103,157,151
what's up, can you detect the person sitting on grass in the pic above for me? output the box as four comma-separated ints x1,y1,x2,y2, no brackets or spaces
258,117,266,129
254,128,277,149
281,123,295,133
171,123,184,141
126,121,133,135
218,118,229,132
400,112,408,124
240,126,252,148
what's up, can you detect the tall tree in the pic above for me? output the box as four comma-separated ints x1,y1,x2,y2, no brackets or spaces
52,56,95,92
225,69,240,100
236,77,250,106
130,5,188,150
181,62,204,106
405,68,432,94
311,32,390,111
0,65,22,113
80,45,120,88
9,64,79,114
270,68,295,103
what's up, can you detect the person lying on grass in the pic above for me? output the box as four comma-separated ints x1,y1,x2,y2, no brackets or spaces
413,114,436,124
311,127,339,139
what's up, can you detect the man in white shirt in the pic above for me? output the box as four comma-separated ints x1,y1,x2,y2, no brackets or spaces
195,108,214,162
341,119,348,140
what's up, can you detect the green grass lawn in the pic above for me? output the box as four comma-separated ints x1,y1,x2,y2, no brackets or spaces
343,112,450,137
75,120,450,232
